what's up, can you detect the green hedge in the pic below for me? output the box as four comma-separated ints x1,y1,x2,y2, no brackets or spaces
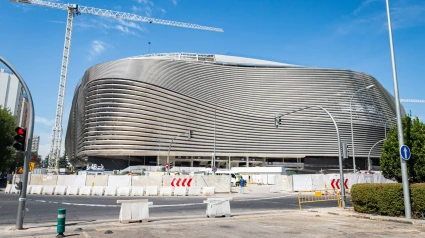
351,183,425,218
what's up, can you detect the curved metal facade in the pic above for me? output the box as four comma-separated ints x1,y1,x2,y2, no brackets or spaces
65,53,399,167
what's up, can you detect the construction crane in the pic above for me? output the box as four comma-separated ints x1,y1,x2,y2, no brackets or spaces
400,99,425,104
11,0,224,169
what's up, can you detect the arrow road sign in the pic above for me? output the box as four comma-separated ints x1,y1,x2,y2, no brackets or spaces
400,145,411,161
330,178,348,189
170,178,193,187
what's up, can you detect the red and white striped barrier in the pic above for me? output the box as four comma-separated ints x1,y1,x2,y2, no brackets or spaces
170,178,193,187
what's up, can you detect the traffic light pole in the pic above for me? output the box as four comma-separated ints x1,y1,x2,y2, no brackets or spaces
276,105,346,208
0,56,35,229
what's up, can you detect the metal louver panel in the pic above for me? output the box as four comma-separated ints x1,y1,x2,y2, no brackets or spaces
65,55,399,167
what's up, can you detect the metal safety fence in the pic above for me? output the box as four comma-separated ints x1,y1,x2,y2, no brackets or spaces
298,189,351,210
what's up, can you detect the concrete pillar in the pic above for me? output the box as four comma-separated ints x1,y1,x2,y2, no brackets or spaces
246,156,249,167
190,157,194,167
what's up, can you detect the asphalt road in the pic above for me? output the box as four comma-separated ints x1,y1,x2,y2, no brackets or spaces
0,191,347,225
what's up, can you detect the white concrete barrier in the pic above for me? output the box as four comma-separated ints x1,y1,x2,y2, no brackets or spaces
188,186,201,196
66,186,79,195
132,176,162,187
10,185,19,194
30,185,43,194
173,187,186,196
108,176,131,187
269,186,280,193
203,198,232,218
202,187,215,196
92,186,105,196
57,175,86,187
117,199,153,223
117,187,131,196
145,186,158,196
196,175,230,193
159,187,173,196
55,186,67,195
43,185,55,195
85,175,108,186
130,187,144,196
105,186,118,196
5,184,12,193
79,186,92,195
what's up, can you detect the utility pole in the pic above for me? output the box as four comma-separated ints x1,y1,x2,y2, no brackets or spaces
148,42,151,53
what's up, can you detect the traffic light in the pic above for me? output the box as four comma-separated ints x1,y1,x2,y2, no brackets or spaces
169,162,174,169
274,114,281,128
188,130,192,139
342,142,349,159
13,127,27,151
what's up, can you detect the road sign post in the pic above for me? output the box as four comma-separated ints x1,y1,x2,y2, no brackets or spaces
400,145,411,161
385,0,412,218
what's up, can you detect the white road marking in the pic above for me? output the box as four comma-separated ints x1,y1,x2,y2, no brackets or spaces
28,195,296,208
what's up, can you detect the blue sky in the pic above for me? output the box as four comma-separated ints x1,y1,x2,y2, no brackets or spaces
0,0,424,158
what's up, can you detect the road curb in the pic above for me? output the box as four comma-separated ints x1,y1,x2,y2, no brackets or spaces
307,208,425,227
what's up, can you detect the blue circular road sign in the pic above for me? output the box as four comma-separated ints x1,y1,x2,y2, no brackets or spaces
400,145,411,161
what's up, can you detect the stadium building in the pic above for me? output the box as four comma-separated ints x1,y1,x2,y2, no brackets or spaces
65,53,401,170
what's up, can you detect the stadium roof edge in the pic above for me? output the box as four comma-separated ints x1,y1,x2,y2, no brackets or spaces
123,52,307,68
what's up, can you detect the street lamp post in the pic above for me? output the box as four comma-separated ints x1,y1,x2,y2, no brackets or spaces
367,117,396,172
385,0,411,218
349,84,375,173
384,117,396,138
276,105,346,208
367,139,385,172
0,56,35,229
166,129,192,175
213,104,216,169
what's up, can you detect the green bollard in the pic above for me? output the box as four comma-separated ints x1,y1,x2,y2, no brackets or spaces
57,208,66,236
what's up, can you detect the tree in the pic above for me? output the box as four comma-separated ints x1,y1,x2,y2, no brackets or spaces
58,150,69,169
380,114,425,182
0,106,17,172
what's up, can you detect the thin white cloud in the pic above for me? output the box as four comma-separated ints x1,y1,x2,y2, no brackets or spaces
137,0,154,6
88,40,109,61
35,116,55,127
171,0,178,6
49,20,66,24
351,0,378,16
115,25,136,35
336,0,425,35
132,5,142,12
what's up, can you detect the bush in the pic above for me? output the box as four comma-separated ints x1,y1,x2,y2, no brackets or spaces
351,183,425,218
411,184,425,219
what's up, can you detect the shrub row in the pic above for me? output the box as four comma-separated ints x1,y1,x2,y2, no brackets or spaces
351,183,425,218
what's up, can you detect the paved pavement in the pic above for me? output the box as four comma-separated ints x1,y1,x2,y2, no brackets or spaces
2,209,425,238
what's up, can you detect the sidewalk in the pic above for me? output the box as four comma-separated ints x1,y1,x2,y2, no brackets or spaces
3,208,425,238
307,207,425,227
